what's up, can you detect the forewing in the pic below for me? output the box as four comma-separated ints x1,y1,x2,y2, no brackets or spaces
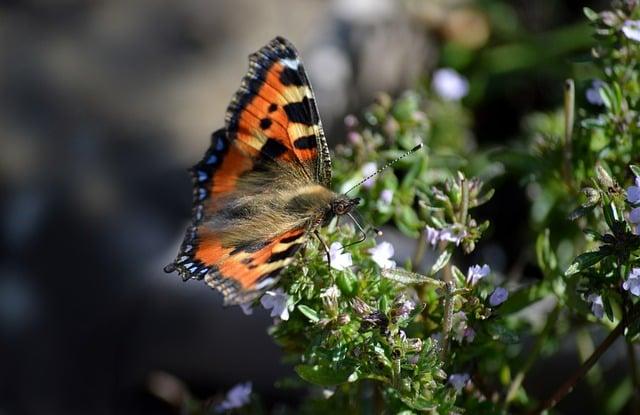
225,36,331,186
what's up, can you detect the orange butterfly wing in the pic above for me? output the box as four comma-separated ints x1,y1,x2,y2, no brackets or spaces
165,37,329,305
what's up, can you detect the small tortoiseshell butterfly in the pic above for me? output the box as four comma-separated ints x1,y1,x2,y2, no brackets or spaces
164,37,362,305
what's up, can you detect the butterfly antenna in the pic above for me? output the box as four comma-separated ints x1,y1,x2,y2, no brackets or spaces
344,143,424,195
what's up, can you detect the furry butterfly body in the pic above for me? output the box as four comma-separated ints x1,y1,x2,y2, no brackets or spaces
165,37,359,305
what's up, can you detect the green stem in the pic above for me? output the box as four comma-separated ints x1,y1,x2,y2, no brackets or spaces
459,175,469,225
562,79,574,190
413,228,427,272
439,278,455,360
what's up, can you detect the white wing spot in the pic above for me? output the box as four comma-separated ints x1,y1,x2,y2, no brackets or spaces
281,58,299,70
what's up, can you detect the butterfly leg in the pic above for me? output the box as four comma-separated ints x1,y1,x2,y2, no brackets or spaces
314,230,331,270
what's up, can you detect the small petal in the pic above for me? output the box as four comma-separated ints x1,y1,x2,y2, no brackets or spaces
463,327,476,343
379,189,394,205
260,288,290,320
627,185,640,205
451,311,468,342
425,225,441,247
586,294,604,319
623,268,640,297
439,226,466,246
586,80,604,105
489,287,508,306
328,242,353,270
467,264,490,286
630,207,640,224
432,68,469,101
368,241,396,269
622,20,640,42
448,373,470,392
217,382,252,411
239,302,253,316
361,162,378,188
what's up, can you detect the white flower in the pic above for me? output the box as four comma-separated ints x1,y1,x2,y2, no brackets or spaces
425,225,440,247
467,264,490,286
628,177,640,205
448,373,470,392
586,294,604,319
451,311,468,342
260,288,290,320
239,302,253,316
622,20,640,42
320,285,341,314
432,68,469,101
489,287,509,306
361,162,378,188
623,268,640,297
328,242,353,270
585,80,604,105
368,241,396,269
216,382,252,412
379,189,394,205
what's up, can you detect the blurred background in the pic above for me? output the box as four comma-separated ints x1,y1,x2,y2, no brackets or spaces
0,0,609,413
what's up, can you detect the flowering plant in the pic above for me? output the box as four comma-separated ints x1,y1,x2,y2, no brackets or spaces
165,2,640,413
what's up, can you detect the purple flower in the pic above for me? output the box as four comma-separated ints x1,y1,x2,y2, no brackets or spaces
347,131,362,145
448,373,470,392
368,241,396,269
239,302,253,316
379,189,394,205
439,226,466,246
328,242,353,271
425,225,466,248
622,20,640,42
344,114,358,129
628,177,640,205
260,288,290,320
467,264,490,286
586,80,604,105
361,162,377,188
489,287,508,306
623,268,640,297
587,294,604,319
425,225,440,247
432,68,469,101
216,382,252,412
630,207,640,224
463,327,476,343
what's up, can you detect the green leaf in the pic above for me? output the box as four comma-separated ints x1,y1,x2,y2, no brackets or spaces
297,304,320,322
630,164,640,178
601,295,614,322
536,228,557,274
381,267,444,286
336,271,357,296
395,206,421,238
295,364,352,386
429,249,452,276
400,156,425,191
583,7,598,21
565,251,606,276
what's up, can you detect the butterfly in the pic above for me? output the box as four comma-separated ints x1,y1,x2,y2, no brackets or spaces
164,37,362,305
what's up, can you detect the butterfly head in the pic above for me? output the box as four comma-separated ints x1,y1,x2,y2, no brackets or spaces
330,196,361,216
